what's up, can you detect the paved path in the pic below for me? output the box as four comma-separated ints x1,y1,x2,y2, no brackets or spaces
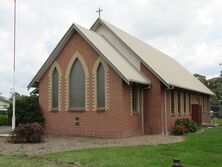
0,126,11,134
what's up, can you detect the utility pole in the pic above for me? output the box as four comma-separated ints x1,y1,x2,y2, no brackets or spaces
220,63,222,77
12,0,16,131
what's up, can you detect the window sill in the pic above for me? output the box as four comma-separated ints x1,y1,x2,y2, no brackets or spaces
171,113,176,117
51,108,59,112
69,108,85,113
131,111,139,116
97,108,106,112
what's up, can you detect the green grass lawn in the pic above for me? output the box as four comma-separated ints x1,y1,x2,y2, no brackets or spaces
0,127,222,167
211,118,222,124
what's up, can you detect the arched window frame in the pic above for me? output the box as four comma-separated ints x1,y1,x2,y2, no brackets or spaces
93,57,109,111
65,51,89,111
48,61,62,111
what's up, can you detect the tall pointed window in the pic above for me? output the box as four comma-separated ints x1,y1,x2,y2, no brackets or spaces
52,68,59,109
69,59,85,108
97,63,105,108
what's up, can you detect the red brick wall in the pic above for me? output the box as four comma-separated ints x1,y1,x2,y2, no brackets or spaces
165,90,210,132
140,63,163,134
139,63,211,134
165,90,191,132
38,31,211,138
39,32,142,138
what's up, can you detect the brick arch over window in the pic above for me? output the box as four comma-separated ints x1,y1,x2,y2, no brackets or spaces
92,57,109,111
65,51,89,111
48,61,62,111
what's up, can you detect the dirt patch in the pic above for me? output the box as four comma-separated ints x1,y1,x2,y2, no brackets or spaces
0,134,183,155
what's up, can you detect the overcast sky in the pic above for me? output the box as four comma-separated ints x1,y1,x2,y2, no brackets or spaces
0,0,222,98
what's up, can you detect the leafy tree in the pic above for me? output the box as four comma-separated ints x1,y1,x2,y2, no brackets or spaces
8,95,44,126
194,74,222,105
194,73,207,85
207,77,222,105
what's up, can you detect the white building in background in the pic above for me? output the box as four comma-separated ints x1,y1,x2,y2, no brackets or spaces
0,97,11,114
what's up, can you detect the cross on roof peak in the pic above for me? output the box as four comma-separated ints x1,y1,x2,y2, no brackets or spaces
96,7,103,18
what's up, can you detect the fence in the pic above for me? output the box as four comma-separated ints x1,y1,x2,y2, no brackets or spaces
210,105,222,125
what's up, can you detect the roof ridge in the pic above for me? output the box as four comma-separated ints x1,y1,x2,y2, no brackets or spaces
100,34,150,83
28,21,150,89
91,19,214,95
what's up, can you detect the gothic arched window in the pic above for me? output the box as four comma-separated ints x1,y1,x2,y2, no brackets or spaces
69,59,85,108
97,63,105,108
52,68,59,109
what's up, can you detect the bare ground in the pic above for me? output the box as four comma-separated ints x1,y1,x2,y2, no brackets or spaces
0,134,183,155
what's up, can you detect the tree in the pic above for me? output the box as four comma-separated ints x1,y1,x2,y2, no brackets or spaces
194,73,207,85
194,74,222,105
207,77,222,105
8,95,44,126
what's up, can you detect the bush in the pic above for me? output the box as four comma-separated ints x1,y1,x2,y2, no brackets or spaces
8,95,44,126
0,114,9,126
174,125,189,135
173,118,198,135
8,122,44,143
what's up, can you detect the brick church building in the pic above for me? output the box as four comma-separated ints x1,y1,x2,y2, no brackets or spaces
28,19,214,138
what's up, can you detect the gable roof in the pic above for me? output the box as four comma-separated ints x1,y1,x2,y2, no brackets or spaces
0,96,11,104
91,19,214,95
28,23,150,89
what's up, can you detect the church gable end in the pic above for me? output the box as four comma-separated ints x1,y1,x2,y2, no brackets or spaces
38,31,139,138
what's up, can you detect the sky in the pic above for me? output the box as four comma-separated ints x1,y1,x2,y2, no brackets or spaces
0,0,222,98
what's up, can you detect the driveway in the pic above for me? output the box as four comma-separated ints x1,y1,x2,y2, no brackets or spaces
0,126,11,134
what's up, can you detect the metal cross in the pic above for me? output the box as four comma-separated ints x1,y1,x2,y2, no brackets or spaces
96,7,103,18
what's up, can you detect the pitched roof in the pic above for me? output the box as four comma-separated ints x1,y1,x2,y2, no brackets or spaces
28,23,150,89
75,24,150,84
0,96,11,104
91,19,214,95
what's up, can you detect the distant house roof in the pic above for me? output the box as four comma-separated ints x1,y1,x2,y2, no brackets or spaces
28,23,150,89
0,96,11,104
91,19,214,95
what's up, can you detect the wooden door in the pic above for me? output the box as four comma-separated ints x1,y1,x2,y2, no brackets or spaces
192,104,202,125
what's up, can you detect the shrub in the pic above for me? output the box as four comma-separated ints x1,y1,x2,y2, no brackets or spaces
0,114,9,126
173,118,198,135
174,125,189,135
8,95,44,126
8,122,44,143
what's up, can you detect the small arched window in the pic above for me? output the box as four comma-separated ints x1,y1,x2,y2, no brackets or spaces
69,59,85,108
97,63,105,108
52,68,59,109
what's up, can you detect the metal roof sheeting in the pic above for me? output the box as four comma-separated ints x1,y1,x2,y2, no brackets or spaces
97,19,214,95
28,23,150,89
74,24,150,84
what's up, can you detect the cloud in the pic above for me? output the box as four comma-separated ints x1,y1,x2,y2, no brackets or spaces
0,0,222,97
